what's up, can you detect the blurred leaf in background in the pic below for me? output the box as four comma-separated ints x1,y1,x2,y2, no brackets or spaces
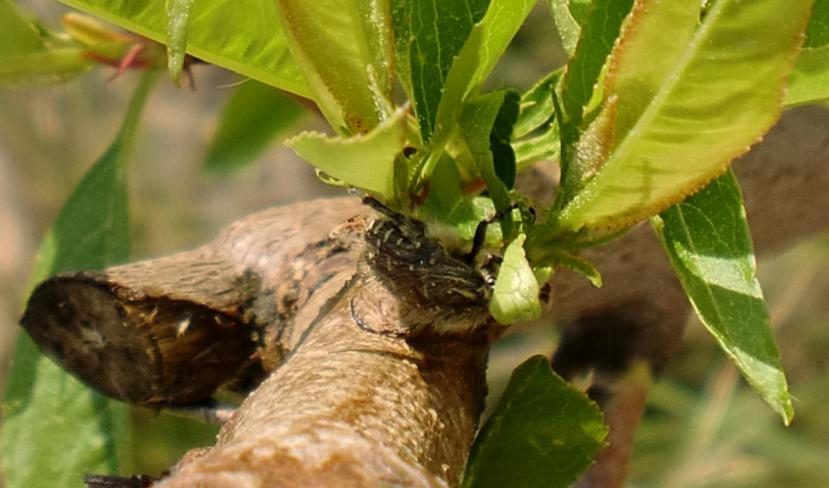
0,0,95,86
0,72,155,487
204,79,307,174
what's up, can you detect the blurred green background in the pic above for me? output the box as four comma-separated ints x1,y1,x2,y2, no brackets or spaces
0,1,827,485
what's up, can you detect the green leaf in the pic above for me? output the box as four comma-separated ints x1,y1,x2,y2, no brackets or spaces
805,0,829,48
513,124,560,169
60,0,308,96
512,70,562,169
489,234,542,324
1,72,156,488
405,0,489,143
0,0,46,58
0,0,96,86
286,108,407,199
558,0,633,135
405,0,535,144
0,47,97,87
459,91,516,222
273,0,393,134
513,69,560,139
546,0,591,56
549,250,601,287
784,0,829,105
653,170,793,424
553,0,812,241
165,0,194,86
204,80,306,173
409,0,536,190
433,0,536,142
786,45,829,106
418,155,500,250
551,0,633,210
463,356,608,488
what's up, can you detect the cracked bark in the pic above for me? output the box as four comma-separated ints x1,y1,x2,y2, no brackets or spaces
20,106,829,487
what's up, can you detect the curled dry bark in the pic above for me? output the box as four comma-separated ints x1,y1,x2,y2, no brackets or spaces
19,106,829,487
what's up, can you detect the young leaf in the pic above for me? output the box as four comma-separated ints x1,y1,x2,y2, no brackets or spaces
418,155,500,250
409,0,536,190
547,0,591,56
204,80,306,173
1,72,156,488
513,124,560,169
489,234,542,324
165,0,194,86
433,0,536,143
653,170,794,424
462,355,608,488
513,69,560,139
273,0,393,134
512,70,562,169
59,0,308,96
459,91,518,222
403,0,489,143
557,0,633,136
553,0,813,242
286,108,407,199
551,0,633,210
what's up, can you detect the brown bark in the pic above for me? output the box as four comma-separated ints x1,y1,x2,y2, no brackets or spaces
21,106,829,487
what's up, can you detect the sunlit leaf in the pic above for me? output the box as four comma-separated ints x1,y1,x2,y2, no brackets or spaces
165,0,193,86
463,355,608,488
1,72,156,488
654,170,794,424
286,108,407,198
273,0,392,134
552,0,812,242
489,234,541,324
60,0,307,96
204,80,306,173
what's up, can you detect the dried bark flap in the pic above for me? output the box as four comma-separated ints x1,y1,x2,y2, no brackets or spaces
21,274,254,406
